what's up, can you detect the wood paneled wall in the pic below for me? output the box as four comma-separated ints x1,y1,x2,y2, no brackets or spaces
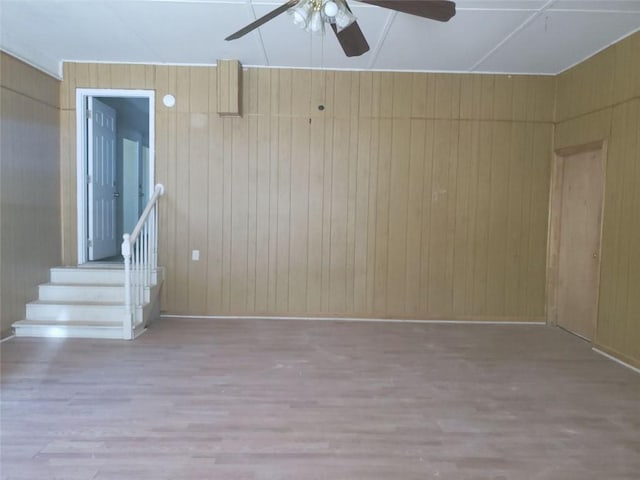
0,52,61,336
555,31,640,367
60,63,555,321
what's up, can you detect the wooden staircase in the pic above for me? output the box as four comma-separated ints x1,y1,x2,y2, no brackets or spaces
12,266,162,339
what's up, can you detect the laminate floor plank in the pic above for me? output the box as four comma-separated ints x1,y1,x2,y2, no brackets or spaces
1,318,639,479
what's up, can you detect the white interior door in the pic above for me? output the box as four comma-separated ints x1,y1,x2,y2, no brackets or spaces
88,98,118,260
122,135,141,234
141,145,150,212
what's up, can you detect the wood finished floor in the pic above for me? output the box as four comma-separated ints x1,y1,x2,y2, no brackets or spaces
1,318,639,480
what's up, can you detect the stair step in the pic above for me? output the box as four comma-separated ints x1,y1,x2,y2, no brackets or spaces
50,267,125,285
38,283,125,302
13,265,163,340
13,320,124,339
26,300,129,322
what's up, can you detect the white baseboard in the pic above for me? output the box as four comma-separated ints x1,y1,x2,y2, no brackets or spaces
160,314,546,326
0,334,16,343
592,347,640,375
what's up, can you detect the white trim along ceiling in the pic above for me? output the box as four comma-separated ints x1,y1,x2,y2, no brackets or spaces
1,0,639,78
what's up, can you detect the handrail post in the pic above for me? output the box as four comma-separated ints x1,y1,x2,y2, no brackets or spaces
122,234,133,340
120,183,164,340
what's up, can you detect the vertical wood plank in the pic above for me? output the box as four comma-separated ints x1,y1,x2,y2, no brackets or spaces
462,121,480,315
404,120,426,314
246,114,258,313
353,117,372,313
267,115,280,312
329,117,350,312
276,117,291,312
527,123,551,317
472,122,493,314
345,73,360,311
365,115,380,314
254,114,271,312
221,119,233,312
306,115,326,312
373,118,392,314
229,118,249,312
206,115,224,313
288,118,310,313
504,123,526,316
452,120,472,314
173,111,190,313
486,122,511,315
386,119,410,315
419,120,435,314
187,110,209,314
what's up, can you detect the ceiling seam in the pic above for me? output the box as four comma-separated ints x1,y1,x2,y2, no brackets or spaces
469,0,559,72
366,10,397,70
546,9,640,14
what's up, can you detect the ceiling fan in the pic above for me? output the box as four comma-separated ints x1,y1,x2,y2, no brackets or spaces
225,0,456,57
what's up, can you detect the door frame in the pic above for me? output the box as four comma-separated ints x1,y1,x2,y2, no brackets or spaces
546,140,608,331
76,88,155,265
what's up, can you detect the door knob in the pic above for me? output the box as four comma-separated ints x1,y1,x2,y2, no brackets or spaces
113,192,120,198
592,252,598,259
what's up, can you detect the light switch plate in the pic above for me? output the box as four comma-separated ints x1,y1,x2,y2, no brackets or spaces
192,250,200,261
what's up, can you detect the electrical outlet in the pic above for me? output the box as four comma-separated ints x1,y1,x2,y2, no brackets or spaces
192,250,200,261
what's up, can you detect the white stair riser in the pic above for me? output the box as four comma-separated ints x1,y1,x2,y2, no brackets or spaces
13,266,163,340
50,269,125,285
26,304,128,323
39,285,125,302
14,324,124,339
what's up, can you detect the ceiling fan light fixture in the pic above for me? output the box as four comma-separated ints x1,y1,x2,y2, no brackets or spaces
309,9,325,33
289,0,313,28
288,0,354,33
323,0,339,17
334,5,356,31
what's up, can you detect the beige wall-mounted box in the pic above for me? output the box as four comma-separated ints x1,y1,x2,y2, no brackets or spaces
216,59,242,116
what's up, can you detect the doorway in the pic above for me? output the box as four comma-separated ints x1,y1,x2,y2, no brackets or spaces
547,141,606,341
76,89,155,264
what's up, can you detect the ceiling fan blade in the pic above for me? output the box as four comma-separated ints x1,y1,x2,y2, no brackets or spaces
358,0,456,22
331,21,370,57
226,0,300,40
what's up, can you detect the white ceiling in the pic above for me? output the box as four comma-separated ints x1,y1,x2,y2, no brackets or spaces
1,0,639,78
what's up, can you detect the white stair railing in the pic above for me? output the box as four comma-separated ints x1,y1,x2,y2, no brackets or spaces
121,183,165,340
